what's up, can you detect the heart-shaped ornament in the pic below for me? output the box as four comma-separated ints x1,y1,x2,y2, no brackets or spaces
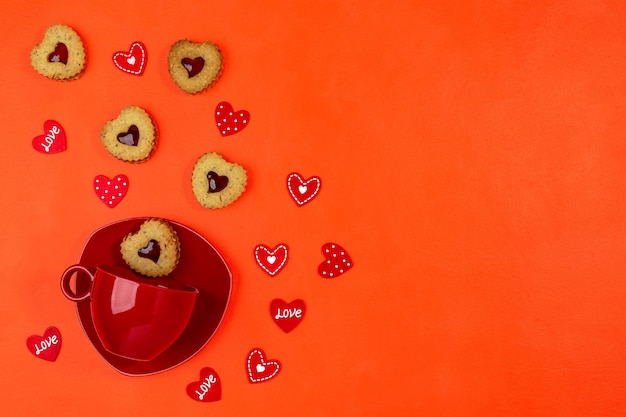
254,244,289,276
270,299,305,333
94,174,129,208
112,42,147,75
32,120,67,154
318,242,353,278
186,367,222,402
287,172,321,206
26,326,61,362
246,348,281,384
215,102,250,137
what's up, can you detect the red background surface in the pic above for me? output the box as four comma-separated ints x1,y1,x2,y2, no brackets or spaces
3,0,626,415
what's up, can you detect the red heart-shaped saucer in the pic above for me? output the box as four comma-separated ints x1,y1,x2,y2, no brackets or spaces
215,101,250,137
32,120,66,154
26,326,61,362
187,367,222,402
254,244,289,276
270,299,305,333
112,41,147,75
318,242,353,278
93,174,129,208
246,348,281,383
287,172,321,206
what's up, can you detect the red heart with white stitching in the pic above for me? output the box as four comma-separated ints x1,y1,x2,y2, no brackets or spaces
318,242,353,278
94,174,129,208
112,41,147,76
186,367,222,402
270,299,305,333
254,244,288,276
26,326,61,362
246,348,281,383
287,172,321,206
215,101,250,136
32,120,66,154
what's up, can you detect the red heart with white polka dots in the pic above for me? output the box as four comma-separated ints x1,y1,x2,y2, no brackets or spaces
215,101,250,136
318,242,353,278
93,174,129,208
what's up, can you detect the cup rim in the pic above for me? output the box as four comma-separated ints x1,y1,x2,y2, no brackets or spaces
95,265,200,295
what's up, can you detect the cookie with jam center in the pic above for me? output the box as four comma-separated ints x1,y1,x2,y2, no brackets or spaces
30,24,86,80
120,218,181,278
101,106,157,163
191,152,247,208
168,39,223,94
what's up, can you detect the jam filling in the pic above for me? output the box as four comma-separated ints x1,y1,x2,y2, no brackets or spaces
138,239,160,263
181,57,205,78
207,171,228,193
48,43,68,64
117,125,140,146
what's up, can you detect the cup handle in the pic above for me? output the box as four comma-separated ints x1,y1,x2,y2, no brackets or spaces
60,265,95,302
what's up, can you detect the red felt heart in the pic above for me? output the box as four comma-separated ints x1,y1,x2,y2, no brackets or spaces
246,348,281,384
270,299,305,333
93,174,129,208
26,326,61,362
32,120,67,154
186,367,222,402
318,242,353,278
215,101,250,137
112,41,147,76
254,244,289,276
286,172,321,206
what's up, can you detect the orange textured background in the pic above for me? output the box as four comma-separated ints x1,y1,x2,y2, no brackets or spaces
3,0,626,415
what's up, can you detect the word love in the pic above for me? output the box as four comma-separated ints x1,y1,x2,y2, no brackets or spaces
287,172,321,206
26,326,62,362
186,367,222,402
247,348,281,384
32,120,67,154
270,299,306,333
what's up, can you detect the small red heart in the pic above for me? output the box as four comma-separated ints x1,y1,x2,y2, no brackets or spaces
287,172,321,206
26,326,61,362
32,120,67,154
112,41,147,76
270,299,305,333
318,242,353,278
215,101,250,137
247,348,281,383
94,174,129,208
254,244,289,276
186,367,222,402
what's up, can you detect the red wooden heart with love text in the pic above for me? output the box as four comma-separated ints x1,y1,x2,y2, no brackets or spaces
270,299,306,333
186,367,221,402
26,326,61,362
32,120,66,154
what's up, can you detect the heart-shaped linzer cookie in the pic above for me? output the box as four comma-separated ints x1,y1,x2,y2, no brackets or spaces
120,218,181,277
254,244,289,276
191,152,247,209
187,367,222,402
32,120,67,154
101,106,157,163
94,174,129,208
30,24,86,80
112,41,147,76
246,348,281,384
215,102,250,136
168,40,223,94
26,326,62,362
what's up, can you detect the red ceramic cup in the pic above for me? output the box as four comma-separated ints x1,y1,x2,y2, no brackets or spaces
61,265,199,361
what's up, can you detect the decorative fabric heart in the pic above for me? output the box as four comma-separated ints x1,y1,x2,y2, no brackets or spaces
254,244,289,276
93,174,129,208
270,299,305,333
318,242,353,278
215,101,250,137
246,348,281,383
112,41,147,75
186,367,222,402
26,326,61,362
32,120,66,154
286,172,321,206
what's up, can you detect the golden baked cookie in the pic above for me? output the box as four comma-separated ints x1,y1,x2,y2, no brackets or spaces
191,152,247,208
101,106,157,163
120,218,181,277
168,40,223,94
30,24,86,81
